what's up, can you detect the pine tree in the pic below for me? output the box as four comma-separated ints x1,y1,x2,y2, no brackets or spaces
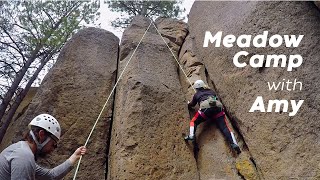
0,0,100,143
106,0,185,28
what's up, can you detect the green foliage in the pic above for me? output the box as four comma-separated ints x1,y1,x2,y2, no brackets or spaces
0,1,101,141
105,0,185,28
0,0,100,114
15,1,99,54
0,0,100,97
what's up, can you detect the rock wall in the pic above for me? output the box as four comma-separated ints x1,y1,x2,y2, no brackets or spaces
1,2,319,179
179,35,238,179
179,34,259,180
0,87,37,150
1,27,119,179
189,1,320,179
107,16,199,180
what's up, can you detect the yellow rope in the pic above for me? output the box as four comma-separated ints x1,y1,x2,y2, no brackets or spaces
151,20,196,93
73,18,196,179
72,21,152,180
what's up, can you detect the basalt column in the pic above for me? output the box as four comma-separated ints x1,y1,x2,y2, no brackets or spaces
189,1,320,179
108,16,198,180
1,27,119,180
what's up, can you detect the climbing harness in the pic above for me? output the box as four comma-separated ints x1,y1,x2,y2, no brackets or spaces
196,109,225,121
73,18,196,179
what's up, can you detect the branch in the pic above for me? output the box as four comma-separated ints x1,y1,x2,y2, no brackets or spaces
0,31,27,62
25,3,41,39
0,41,22,55
22,2,82,66
146,2,161,18
0,60,19,74
0,72,13,82
42,9,55,28
12,23,38,41
119,1,137,16
39,1,82,45
6,50,23,67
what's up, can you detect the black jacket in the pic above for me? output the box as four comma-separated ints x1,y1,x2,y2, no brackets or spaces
188,88,216,108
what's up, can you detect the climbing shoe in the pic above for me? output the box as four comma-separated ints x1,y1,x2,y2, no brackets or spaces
231,143,241,154
184,135,195,141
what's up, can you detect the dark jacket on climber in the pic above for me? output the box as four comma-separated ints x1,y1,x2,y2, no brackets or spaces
185,80,241,154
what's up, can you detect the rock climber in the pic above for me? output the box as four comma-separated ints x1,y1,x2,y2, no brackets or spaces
184,80,241,154
0,114,87,179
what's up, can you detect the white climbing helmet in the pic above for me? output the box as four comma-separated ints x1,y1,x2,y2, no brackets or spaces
28,114,61,141
193,80,206,89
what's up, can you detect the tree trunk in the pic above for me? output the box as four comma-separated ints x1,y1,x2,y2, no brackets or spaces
0,2,81,123
0,47,41,123
0,52,53,143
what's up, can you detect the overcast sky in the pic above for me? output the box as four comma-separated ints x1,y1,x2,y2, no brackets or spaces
91,0,195,38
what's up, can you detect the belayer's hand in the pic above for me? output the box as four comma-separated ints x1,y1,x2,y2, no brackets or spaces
69,146,87,165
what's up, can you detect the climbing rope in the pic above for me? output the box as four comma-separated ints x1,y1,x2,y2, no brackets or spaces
72,21,152,180
73,18,196,179
151,20,196,93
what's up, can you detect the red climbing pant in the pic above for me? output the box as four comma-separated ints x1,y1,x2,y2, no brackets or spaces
189,108,234,144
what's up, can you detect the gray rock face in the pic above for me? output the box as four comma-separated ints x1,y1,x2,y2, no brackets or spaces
108,16,198,180
179,34,257,180
2,2,318,179
0,87,38,150
189,1,320,179
2,27,119,180
179,35,239,180
179,36,207,101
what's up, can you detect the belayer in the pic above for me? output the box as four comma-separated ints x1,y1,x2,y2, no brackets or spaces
0,114,87,179
184,80,241,154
